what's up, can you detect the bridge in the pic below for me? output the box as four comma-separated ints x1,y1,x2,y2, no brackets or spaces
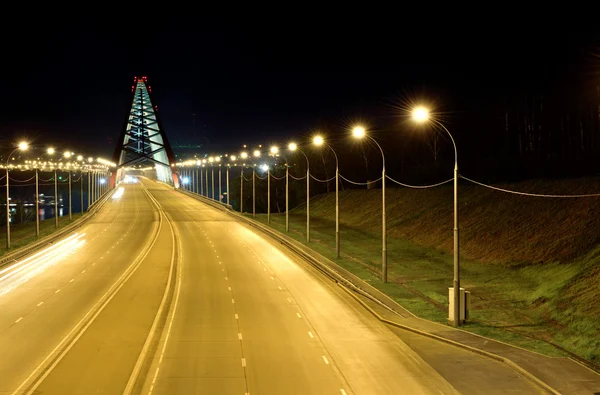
0,77,597,395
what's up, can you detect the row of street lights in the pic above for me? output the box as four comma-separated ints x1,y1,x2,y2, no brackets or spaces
3,142,113,250
176,106,463,326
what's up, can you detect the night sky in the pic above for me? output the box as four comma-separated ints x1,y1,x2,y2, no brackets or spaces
2,23,599,166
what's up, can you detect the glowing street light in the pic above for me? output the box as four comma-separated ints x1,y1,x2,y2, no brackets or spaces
411,106,462,327
253,149,261,158
47,147,56,155
352,126,366,138
412,106,430,123
352,125,388,282
288,142,297,151
240,152,248,159
313,135,324,146
270,146,279,155
18,141,29,151
64,151,72,158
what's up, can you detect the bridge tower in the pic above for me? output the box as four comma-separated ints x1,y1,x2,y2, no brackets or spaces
112,76,179,187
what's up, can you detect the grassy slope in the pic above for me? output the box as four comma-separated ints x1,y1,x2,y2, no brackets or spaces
254,177,600,365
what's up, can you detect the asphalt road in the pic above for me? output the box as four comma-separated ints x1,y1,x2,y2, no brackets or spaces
137,180,460,395
0,178,545,394
0,182,163,394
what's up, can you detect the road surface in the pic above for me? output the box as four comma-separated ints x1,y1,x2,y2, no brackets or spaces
135,180,460,395
0,178,545,394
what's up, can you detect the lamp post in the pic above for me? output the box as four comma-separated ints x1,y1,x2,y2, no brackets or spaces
200,162,204,196
352,126,387,282
285,158,289,232
313,136,340,258
240,152,248,213
205,165,209,198
4,141,29,249
412,107,461,327
54,168,59,229
289,143,310,242
228,155,236,207
35,167,40,237
268,146,280,225
252,150,260,217
218,164,222,202
80,168,84,215
211,164,215,200
65,151,73,221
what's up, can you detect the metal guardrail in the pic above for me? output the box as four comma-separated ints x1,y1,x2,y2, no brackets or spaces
0,188,115,269
176,188,411,319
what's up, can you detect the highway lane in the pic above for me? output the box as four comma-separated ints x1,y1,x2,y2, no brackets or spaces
140,179,459,395
0,182,158,394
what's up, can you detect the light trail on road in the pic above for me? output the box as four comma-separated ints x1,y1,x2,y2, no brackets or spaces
0,233,86,297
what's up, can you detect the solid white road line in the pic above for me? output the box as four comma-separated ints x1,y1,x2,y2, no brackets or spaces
322,356,329,365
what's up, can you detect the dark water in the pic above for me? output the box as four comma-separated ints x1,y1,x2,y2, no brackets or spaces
2,189,91,226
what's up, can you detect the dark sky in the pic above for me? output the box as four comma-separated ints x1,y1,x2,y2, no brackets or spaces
1,22,599,160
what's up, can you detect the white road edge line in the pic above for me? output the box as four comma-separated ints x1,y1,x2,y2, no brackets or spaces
340,389,347,395
308,331,314,338
11,185,163,395
15,317,23,323
123,181,180,395
296,313,302,318
322,356,329,365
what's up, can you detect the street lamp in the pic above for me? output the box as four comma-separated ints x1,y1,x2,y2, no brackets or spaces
289,142,310,241
5,141,29,249
252,150,260,216
227,156,237,206
312,135,340,258
412,106,461,327
352,125,388,282
267,146,280,224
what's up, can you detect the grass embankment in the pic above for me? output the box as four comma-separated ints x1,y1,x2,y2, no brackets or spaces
0,214,84,257
252,177,600,366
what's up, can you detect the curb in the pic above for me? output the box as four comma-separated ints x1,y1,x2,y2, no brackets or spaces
335,282,561,395
175,187,562,394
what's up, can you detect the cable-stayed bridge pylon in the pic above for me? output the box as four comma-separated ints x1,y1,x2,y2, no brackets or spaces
112,76,179,187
